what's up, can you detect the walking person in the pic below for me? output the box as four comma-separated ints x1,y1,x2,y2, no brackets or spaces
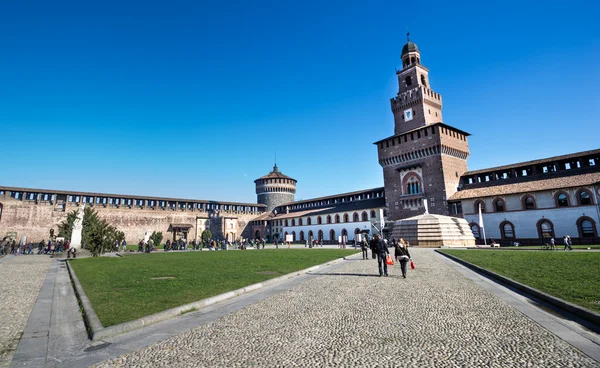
361,238,368,260
563,235,572,251
550,237,555,250
395,238,412,279
374,234,389,277
369,236,377,259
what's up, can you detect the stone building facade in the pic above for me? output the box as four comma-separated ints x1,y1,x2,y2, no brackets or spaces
448,150,600,245
376,38,469,221
2,39,598,247
0,187,264,244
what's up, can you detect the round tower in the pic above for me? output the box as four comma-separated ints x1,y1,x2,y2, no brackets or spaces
255,164,297,212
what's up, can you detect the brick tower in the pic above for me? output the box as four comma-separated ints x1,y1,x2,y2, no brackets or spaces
255,164,297,212
376,37,470,220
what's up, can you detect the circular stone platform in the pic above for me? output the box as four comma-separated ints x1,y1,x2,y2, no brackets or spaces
390,213,475,248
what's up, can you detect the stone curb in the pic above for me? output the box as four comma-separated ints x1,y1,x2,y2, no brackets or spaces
65,260,104,339
435,250,600,328
69,252,361,341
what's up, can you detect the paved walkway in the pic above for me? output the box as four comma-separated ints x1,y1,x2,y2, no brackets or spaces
90,249,598,367
0,256,52,367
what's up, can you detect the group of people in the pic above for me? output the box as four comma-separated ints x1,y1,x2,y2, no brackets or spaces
548,235,573,251
359,235,412,278
0,237,77,258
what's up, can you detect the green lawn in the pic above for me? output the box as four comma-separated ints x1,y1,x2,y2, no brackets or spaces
440,250,600,313
70,249,358,326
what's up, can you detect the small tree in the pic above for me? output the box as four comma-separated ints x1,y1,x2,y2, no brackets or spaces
57,211,78,240
115,231,125,244
150,231,163,248
201,229,212,242
85,218,119,257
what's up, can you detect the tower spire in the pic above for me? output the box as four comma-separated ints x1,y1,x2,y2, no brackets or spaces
406,31,410,43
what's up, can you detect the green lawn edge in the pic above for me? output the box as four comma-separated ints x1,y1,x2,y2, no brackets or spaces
70,249,359,326
439,249,600,313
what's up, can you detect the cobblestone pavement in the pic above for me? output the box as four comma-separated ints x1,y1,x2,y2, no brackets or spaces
0,255,52,366
96,249,598,367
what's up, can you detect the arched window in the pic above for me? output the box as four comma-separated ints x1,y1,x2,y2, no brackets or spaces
327,215,332,224
291,219,296,226
317,216,322,225
307,217,312,225
284,219,288,227
410,57,415,64
298,218,303,226
329,229,336,241
537,219,554,240
406,176,421,194
292,231,296,242
555,192,569,207
470,223,481,239
405,76,412,86
577,217,597,238
343,213,349,222
341,229,348,239
300,231,305,241
354,228,361,238
318,230,323,242
522,195,536,210
474,200,486,213
420,74,427,87
353,212,359,222
577,190,592,205
335,214,340,223
308,230,313,239
500,221,515,239
361,211,368,221
494,198,505,212
255,230,261,239
370,210,376,219
284,231,288,239
0,203,3,223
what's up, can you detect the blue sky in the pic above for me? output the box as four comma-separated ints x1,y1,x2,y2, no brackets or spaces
1,0,598,203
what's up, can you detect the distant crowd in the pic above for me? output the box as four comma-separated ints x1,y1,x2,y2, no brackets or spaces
0,237,77,257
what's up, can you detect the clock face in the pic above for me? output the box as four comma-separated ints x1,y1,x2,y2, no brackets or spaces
404,108,413,122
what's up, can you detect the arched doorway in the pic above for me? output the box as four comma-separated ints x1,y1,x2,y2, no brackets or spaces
255,230,261,239
318,230,323,243
300,231,305,241
292,231,296,242
329,229,336,242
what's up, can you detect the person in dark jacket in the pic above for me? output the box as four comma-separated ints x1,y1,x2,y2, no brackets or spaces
369,236,377,259
395,238,412,278
374,234,389,277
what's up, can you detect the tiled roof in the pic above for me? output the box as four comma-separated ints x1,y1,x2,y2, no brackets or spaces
255,165,296,182
464,149,600,176
0,185,266,207
280,187,385,207
449,172,600,200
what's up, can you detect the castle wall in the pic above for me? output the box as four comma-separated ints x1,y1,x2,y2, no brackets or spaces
0,197,259,244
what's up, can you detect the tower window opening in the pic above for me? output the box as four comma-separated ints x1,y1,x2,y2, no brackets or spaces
405,76,412,87
421,75,427,87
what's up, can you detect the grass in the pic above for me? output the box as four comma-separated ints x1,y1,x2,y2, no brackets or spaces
70,249,358,326
440,249,600,313
496,245,600,250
